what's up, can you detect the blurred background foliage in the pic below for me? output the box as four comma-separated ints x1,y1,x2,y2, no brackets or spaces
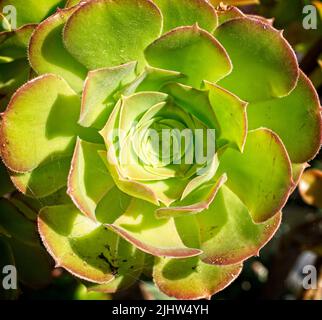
1,0,322,300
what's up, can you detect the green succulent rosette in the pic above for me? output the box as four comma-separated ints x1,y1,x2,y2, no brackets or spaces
1,0,322,299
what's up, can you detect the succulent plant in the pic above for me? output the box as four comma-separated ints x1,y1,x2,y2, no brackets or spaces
0,0,322,299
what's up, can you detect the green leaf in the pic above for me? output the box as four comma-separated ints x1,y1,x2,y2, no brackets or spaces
217,128,292,223
38,204,143,284
153,256,242,300
197,185,281,265
156,174,227,218
29,7,88,93
79,62,137,129
95,186,131,224
10,157,71,198
63,0,162,70
248,72,322,163
153,0,218,33
108,198,202,258
0,74,81,172
68,139,114,220
206,82,247,151
215,17,299,102
145,24,232,88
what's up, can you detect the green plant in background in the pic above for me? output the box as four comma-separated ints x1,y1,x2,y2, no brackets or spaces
0,0,321,299
0,171,53,300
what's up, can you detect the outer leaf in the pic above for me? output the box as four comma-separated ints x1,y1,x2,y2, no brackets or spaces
248,72,322,163
63,0,162,70
29,7,88,93
197,186,281,265
215,17,299,102
153,0,218,33
0,74,80,172
145,24,232,88
108,198,202,258
153,256,242,300
217,128,292,223
38,204,143,284
68,139,114,220
299,169,322,209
